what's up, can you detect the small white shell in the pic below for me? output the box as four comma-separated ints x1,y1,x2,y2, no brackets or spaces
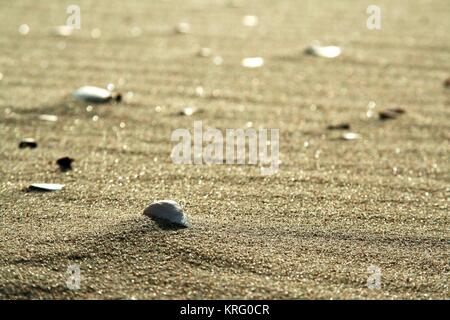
305,44,341,58
29,183,64,191
38,114,58,122
242,57,264,68
52,25,74,37
144,200,189,227
175,22,191,34
242,15,258,27
73,86,113,103
341,132,361,141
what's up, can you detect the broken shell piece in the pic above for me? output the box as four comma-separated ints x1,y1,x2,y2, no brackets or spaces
379,108,405,120
56,157,74,172
144,200,189,228
340,132,361,141
28,183,64,192
198,47,212,58
73,86,121,104
52,25,74,37
242,57,264,68
178,106,199,116
327,123,350,130
242,15,258,27
39,114,58,122
19,138,38,149
175,22,191,34
305,44,341,58
19,24,30,35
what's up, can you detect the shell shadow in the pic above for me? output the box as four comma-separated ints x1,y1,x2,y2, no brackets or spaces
150,217,189,231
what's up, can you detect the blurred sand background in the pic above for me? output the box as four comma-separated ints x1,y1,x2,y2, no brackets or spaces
0,0,449,299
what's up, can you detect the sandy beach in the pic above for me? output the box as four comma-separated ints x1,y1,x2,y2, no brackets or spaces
0,0,449,299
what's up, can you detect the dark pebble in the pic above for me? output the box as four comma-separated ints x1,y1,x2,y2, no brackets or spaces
379,108,406,120
327,123,350,130
444,78,450,87
56,157,74,171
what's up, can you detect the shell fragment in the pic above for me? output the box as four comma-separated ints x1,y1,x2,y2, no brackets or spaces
29,183,65,192
73,86,121,104
305,44,342,58
242,57,264,68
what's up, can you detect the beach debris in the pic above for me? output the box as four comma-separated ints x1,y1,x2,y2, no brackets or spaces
366,101,377,118
39,114,58,122
213,56,223,66
340,132,361,141
0,72,3,81
242,15,258,27
19,138,38,149
28,183,64,192
73,86,122,104
175,22,191,34
19,24,30,35
129,26,142,37
198,47,212,58
178,106,200,116
52,25,74,37
327,123,350,130
305,43,341,58
56,157,74,171
444,78,450,87
143,200,189,228
91,28,101,39
379,108,406,120
242,57,264,68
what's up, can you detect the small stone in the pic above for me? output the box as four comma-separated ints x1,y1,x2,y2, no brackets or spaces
28,183,64,192
444,78,450,87
143,200,189,228
305,43,341,58
19,138,38,149
56,157,74,172
379,108,405,120
242,57,264,68
327,123,350,130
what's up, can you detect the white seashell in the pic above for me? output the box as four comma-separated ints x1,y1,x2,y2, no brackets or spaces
39,114,58,122
242,57,264,68
305,44,341,58
29,183,64,191
179,106,197,116
341,132,361,141
242,15,258,27
73,86,121,104
198,47,212,58
143,200,189,227
19,24,30,35
175,22,191,34
52,25,74,37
